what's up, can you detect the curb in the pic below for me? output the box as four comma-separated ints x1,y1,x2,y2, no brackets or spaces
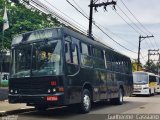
0,108,35,117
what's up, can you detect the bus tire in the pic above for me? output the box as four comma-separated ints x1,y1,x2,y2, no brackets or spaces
148,89,151,97
79,89,91,113
150,89,152,96
154,89,156,95
111,88,123,105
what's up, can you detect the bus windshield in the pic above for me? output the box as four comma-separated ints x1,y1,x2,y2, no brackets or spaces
11,40,62,78
133,73,148,84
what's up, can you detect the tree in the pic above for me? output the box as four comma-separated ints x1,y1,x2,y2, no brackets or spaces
144,61,159,74
131,59,143,72
0,0,62,49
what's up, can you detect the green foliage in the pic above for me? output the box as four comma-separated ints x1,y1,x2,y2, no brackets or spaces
131,59,143,72
0,0,61,49
132,61,137,72
144,61,159,74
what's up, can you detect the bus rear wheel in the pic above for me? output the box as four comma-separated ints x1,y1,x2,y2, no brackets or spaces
79,89,91,113
111,88,123,105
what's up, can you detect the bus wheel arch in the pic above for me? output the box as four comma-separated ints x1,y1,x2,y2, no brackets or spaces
111,86,124,105
82,83,93,102
79,83,93,113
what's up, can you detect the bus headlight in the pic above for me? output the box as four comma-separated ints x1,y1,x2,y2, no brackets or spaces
15,90,18,94
48,89,51,93
53,88,56,92
10,89,13,93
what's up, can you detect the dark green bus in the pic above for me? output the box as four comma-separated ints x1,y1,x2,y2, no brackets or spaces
9,27,133,113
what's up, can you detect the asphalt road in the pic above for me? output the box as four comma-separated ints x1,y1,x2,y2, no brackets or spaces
1,95,160,120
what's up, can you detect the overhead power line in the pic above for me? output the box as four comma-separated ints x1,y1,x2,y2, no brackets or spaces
72,0,88,17
117,5,147,35
112,6,152,54
120,0,153,35
113,8,141,35
24,0,138,55
67,0,139,50
43,0,88,30
120,0,158,49
28,0,87,34
95,24,137,54
66,0,137,54
70,0,138,47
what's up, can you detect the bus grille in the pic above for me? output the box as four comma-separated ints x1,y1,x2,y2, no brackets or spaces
9,77,52,94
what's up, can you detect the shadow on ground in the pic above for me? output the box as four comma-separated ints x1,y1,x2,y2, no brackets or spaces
18,100,146,120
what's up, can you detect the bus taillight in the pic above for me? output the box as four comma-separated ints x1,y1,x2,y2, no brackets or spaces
58,87,64,92
47,96,58,101
51,81,57,86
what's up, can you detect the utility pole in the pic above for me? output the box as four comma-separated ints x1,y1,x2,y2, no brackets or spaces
137,35,154,71
88,0,94,38
147,49,159,74
88,0,116,38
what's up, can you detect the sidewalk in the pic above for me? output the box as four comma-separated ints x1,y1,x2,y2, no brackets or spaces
0,88,35,116
0,101,34,116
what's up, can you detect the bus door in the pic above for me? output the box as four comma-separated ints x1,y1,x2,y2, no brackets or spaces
64,35,81,104
149,75,157,93
93,48,107,100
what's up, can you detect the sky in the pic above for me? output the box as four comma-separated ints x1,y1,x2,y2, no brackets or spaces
39,0,160,64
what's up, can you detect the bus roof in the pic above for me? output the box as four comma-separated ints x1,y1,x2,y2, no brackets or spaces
62,27,131,59
12,27,131,60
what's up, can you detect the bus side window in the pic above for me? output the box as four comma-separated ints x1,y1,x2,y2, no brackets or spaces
105,51,112,70
92,47,105,69
80,43,92,67
65,41,78,65
81,42,90,55
72,44,78,64
65,41,72,63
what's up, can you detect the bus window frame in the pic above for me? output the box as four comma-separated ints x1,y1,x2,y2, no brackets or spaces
64,35,80,76
80,42,93,68
92,46,105,70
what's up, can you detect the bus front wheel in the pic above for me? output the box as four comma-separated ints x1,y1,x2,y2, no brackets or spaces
79,89,91,113
148,89,151,96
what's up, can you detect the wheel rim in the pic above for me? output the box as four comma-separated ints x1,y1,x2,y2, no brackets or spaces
83,94,90,110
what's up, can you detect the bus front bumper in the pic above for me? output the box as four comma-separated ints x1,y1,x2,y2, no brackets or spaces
155,87,160,93
8,93,65,106
132,89,150,95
